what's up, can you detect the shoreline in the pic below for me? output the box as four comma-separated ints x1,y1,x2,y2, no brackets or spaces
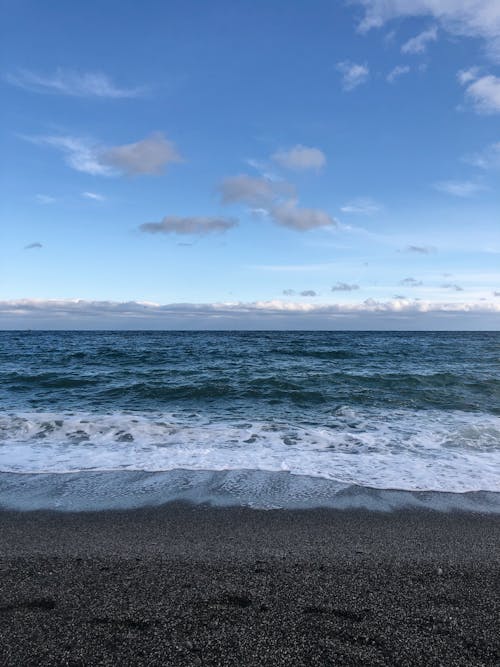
1,504,499,665
1,469,499,514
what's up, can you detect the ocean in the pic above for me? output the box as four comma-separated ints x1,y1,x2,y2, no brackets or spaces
0,330,499,512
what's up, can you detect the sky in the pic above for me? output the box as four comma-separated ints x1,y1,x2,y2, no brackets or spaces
1,0,499,330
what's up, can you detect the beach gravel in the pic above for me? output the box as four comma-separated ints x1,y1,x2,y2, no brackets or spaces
0,505,499,666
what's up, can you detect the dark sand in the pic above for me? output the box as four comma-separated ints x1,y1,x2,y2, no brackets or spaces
0,504,499,666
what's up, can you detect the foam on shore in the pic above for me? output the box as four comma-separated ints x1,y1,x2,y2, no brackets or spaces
1,409,499,493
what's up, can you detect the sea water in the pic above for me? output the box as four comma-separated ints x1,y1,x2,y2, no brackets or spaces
0,330,499,511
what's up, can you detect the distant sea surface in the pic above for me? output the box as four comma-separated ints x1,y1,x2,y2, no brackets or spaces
0,331,499,512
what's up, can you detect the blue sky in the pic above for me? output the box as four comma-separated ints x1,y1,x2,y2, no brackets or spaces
1,0,499,329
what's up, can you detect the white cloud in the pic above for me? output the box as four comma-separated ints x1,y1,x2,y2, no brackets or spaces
28,135,113,176
405,245,434,254
457,67,481,85
386,65,411,82
251,207,271,219
270,201,336,231
401,26,438,54
457,68,500,114
460,72,500,114
0,298,498,331
355,1,500,62
218,175,295,207
26,132,181,177
219,174,335,231
434,180,487,197
465,141,500,169
271,145,326,170
400,277,422,286
140,216,237,235
24,242,42,249
245,158,279,181
340,197,381,214
336,61,369,90
82,191,105,201
5,68,142,98
35,194,56,204
331,282,359,292
283,289,318,297
100,132,182,175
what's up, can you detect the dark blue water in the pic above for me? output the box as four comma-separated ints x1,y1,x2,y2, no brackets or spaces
0,331,499,511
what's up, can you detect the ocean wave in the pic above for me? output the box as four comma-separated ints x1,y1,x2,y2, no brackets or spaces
271,348,357,360
2,370,497,413
4,371,100,389
0,409,499,494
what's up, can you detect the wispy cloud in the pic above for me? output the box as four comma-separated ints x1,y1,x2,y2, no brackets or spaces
356,1,500,63
271,145,326,170
140,216,238,235
336,61,369,91
457,67,481,85
82,191,105,201
5,68,143,98
400,277,422,287
24,242,42,249
35,194,56,204
284,289,318,296
340,197,381,215
27,135,113,176
245,158,279,182
441,283,464,292
405,245,434,254
458,69,500,114
434,180,487,197
386,65,410,83
331,282,359,292
464,141,500,169
401,26,438,54
26,132,181,177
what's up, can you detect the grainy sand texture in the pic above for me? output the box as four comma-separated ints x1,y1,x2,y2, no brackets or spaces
0,505,499,666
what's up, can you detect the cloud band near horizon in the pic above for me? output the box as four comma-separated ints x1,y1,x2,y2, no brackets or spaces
0,298,498,331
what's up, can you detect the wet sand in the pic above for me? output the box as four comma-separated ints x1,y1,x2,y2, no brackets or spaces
0,504,499,666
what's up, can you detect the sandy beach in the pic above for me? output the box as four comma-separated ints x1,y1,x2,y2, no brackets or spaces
0,504,499,666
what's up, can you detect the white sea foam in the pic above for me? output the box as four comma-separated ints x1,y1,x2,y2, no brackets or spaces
0,408,499,493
